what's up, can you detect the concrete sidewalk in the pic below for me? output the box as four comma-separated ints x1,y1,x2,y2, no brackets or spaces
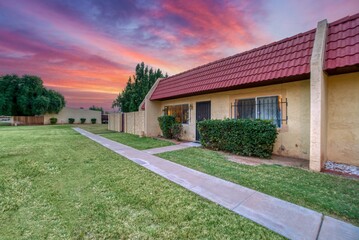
74,128,359,240
143,142,201,154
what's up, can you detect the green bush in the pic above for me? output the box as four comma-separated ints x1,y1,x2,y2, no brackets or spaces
49,117,57,125
68,118,75,124
91,118,96,124
171,123,183,140
197,119,278,158
158,115,176,139
80,118,86,124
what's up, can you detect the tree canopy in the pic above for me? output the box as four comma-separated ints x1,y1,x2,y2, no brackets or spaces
89,105,104,114
0,74,66,116
112,62,167,112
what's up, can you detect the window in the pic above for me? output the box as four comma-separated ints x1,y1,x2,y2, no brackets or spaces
235,96,282,127
164,104,189,124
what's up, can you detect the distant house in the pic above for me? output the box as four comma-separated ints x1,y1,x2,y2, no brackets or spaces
133,14,359,171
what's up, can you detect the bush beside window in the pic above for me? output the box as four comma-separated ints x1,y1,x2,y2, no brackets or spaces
91,118,96,124
50,117,57,125
68,118,75,124
80,118,86,124
158,116,182,140
197,119,278,158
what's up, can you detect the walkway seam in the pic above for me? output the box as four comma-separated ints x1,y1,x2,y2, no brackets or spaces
316,214,325,240
230,191,257,210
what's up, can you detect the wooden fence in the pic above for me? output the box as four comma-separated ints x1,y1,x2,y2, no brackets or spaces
13,116,44,125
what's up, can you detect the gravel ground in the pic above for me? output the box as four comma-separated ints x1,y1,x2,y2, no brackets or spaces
324,161,359,177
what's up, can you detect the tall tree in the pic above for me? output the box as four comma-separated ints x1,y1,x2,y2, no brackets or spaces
112,62,167,112
0,74,66,116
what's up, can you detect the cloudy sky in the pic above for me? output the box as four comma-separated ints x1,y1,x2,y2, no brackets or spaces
0,0,358,110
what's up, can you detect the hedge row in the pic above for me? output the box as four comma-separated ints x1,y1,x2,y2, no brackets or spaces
197,119,278,158
49,118,97,124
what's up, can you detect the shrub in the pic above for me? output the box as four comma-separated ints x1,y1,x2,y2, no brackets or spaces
80,118,86,124
49,117,57,125
158,115,176,139
91,118,96,124
68,118,75,124
197,119,278,158
171,123,183,140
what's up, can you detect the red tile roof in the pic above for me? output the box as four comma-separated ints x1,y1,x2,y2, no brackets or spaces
325,13,359,73
151,14,359,101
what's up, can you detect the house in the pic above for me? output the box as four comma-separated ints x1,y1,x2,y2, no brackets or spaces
131,14,359,172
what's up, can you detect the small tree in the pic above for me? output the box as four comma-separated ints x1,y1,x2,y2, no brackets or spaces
158,116,175,139
80,118,86,124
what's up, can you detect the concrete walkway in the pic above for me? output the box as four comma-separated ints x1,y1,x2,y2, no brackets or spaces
74,128,359,240
143,142,201,154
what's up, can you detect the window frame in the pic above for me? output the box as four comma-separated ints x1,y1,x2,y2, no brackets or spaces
235,95,283,128
163,104,190,124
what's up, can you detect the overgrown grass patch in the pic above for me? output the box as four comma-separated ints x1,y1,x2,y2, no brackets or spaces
1,125,283,239
157,147,359,226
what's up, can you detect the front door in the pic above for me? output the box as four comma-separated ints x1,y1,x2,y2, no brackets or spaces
196,101,211,141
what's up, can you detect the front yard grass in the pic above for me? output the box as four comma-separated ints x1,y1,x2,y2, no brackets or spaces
157,147,359,226
77,124,174,150
0,125,283,239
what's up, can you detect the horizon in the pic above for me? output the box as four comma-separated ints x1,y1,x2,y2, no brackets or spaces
1,0,358,111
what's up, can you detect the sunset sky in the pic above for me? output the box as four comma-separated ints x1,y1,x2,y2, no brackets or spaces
0,0,358,111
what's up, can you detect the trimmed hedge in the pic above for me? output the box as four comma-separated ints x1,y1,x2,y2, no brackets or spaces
50,117,57,125
68,118,75,124
80,118,86,124
91,118,96,124
197,119,278,158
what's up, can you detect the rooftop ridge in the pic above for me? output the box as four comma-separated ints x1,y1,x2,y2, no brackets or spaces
161,28,316,82
328,12,359,27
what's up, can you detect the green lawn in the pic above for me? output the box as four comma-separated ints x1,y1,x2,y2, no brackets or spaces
158,148,359,226
0,125,282,239
77,124,174,150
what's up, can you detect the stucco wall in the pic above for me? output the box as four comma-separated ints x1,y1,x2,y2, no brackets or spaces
125,111,145,135
108,113,122,132
157,80,311,160
108,111,144,135
44,107,101,124
327,72,359,166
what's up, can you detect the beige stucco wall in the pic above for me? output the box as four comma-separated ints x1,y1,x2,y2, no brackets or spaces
108,111,145,135
108,113,122,132
327,72,359,166
124,111,145,135
154,80,310,160
44,107,101,124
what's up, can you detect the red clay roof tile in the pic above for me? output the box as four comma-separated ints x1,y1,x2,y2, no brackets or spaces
151,14,359,101
325,13,359,71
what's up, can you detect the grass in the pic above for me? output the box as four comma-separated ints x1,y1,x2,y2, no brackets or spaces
75,124,174,150
0,125,283,239
157,147,359,226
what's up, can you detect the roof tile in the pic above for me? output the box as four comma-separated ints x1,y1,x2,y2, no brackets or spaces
151,14,359,100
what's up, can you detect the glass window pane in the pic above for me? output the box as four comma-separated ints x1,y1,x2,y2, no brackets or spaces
257,96,281,127
236,98,255,119
164,104,189,124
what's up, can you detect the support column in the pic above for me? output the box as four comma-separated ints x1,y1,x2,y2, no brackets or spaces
310,19,328,171
140,78,164,137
